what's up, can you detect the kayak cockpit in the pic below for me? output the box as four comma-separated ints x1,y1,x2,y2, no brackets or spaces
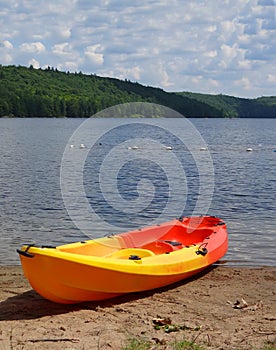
56,219,217,257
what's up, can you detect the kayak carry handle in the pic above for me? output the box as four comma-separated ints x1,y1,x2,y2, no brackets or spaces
17,244,56,258
17,244,36,258
195,243,208,256
196,248,208,256
17,248,34,258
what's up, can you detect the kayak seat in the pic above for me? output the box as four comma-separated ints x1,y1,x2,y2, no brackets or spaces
141,240,176,254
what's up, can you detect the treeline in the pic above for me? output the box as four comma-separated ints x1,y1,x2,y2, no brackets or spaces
0,65,275,118
177,91,276,118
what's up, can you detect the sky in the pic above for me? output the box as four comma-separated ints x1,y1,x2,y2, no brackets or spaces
0,0,275,98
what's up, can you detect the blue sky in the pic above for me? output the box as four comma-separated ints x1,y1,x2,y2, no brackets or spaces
0,0,275,98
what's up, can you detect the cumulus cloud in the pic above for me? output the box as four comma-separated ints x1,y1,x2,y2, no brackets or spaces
52,43,73,56
235,76,252,90
204,50,218,58
28,58,40,69
19,42,46,54
57,61,79,72
0,0,275,97
238,59,252,70
1,40,13,49
84,44,104,65
113,65,142,81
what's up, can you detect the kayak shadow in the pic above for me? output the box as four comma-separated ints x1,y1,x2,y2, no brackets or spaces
0,289,81,321
0,266,216,321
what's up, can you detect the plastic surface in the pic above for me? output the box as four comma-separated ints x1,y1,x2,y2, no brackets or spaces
17,216,228,303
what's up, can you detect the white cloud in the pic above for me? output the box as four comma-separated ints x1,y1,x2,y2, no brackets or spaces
238,59,252,70
59,27,72,39
52,43,73,56
28,58,40,69
220,44,238,59
234,77,252,90
2,40,13,49
158,66,173,88
113,65,142,81
57,61,79,72
84,44,104,65
20,42,46,54
204,50,218,58
206,25,217,33
0,0,275,97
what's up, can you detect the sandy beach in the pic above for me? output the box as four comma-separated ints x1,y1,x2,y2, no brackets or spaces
0,265,275,350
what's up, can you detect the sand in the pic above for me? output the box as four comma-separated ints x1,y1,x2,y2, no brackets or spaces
0,266,275,350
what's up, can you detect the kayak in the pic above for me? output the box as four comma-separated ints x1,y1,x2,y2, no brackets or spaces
17,216,228,304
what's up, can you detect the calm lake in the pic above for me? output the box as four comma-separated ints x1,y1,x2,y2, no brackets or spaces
0,117,275,266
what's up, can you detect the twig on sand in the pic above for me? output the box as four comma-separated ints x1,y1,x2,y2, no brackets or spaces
3,289,21,295
254,331,276,336
27,337,80,343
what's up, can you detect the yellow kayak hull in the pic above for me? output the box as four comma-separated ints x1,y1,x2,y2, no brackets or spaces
17,216,228,304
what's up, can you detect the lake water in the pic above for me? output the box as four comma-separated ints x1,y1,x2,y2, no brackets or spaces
0,117,275,266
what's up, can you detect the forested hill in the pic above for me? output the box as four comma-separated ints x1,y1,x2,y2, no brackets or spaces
0,65,275,118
